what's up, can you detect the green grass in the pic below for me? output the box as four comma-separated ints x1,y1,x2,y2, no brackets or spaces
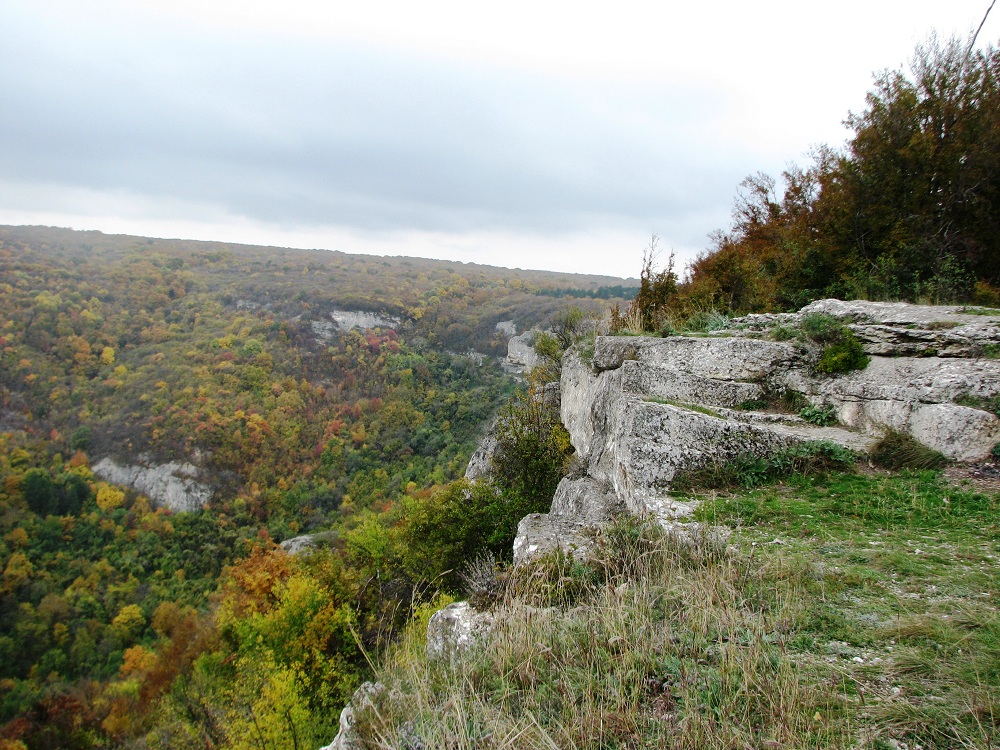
671,441,856,492
956,394,1000,418
959,307,1000,316
870,430,949,471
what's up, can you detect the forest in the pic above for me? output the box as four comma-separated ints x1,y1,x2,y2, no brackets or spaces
0,227,616,749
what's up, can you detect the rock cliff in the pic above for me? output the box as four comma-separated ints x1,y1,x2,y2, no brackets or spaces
92,456,211,512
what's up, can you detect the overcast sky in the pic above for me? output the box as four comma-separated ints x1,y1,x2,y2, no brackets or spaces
1,1,996,278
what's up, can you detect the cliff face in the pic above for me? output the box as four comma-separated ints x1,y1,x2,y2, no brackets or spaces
92,456,211,512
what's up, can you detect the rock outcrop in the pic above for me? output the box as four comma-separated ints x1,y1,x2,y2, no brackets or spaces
527,300,1000,563
504,331,541,374
92,457,211,512
426,602,495,660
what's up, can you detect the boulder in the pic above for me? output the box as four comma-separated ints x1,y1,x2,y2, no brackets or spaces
320,681,384,750
426,602,495,660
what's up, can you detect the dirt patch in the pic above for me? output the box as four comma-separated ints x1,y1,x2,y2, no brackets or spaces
942,461,1000,495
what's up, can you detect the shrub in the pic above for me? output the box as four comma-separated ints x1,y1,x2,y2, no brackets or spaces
815,336,869,374
800,313,844,343
490,391,573,504
869,430,948,471
992,443,1000,461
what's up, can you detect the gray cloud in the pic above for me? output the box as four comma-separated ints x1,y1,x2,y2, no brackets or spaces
0,5,748,243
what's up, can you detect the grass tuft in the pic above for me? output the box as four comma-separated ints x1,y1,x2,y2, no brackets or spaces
870,430,948,471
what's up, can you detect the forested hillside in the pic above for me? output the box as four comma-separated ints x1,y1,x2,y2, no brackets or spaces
0,226,626,749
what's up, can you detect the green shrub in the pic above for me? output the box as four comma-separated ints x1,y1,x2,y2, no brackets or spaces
992,443,1000,461
800,312,844,343
816,335,869,374
770,325,796,341
799,403,836,426
799,313,870,375
491,391,573,504
869,430,948,471
738,399,769,411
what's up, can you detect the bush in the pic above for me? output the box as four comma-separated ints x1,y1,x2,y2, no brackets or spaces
800,313,844,343
799,314,869,374
490,391,573,505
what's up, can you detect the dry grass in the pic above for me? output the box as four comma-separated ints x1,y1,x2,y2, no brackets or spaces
355,520,855,749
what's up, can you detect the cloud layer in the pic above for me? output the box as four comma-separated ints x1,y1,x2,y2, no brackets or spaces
1,1,994,276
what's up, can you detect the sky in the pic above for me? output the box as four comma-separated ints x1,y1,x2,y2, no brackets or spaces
1,1,996,279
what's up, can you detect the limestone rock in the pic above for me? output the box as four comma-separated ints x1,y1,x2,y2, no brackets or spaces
506,331,540,372
92,457,210,512
320,681,384,750
796,298,997,326
464,416,500,481
279,535,316,555
426,602,495,660
783,356,1000,460
329,309,401,331
561,349,599,459
495,320,517,337
279,531,336,556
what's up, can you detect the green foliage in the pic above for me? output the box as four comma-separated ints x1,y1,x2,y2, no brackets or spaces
800,312,843,343
798,314,870,375
490,391,573,505
610,236,676,333
798,403,836,426
816,336,869,374
870,430,948,471
69,426,92,452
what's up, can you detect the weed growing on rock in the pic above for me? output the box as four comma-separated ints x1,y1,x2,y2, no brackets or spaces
799,403,837,426
799,312,870,375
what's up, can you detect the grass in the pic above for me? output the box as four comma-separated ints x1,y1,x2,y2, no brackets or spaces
670,441,857,492
959,307,1000,316
956,394,1000,418
642,397,722,419
355,466,999,748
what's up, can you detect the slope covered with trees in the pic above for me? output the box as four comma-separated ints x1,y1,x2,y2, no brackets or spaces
0,226,621,748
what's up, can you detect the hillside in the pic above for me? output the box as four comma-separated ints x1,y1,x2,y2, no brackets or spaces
0,225,634,749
